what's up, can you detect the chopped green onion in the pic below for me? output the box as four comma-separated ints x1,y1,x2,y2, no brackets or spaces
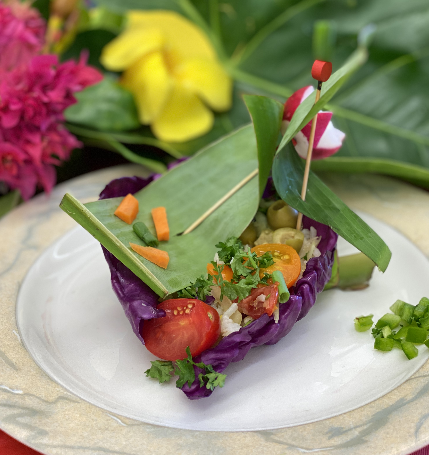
415,297,429,319
272,270,290,303
374,337,394,351
400,303,415,324
133,222,159,247
390,299,406,316
375,313,401,329
393,326,408,339
424,339,429,349
405,327,427,344
401,341,418,360
381,326,392,338
419,315,429,330
354,314,374,332
392,339,402,350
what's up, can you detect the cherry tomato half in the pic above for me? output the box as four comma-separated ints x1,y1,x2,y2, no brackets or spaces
252,243,301,288
141,299,220,361
207,263,233,282
237,284,279,319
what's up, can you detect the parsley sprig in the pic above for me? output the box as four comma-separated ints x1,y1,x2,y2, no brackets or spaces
213,237,274,302
145,347,226,391
175,237,274,303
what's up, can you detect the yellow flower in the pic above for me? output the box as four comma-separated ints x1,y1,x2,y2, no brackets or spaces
101,10,232,142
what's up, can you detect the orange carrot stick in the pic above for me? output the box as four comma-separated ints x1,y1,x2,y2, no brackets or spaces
130,243,169,269
151,206,169,241
114,193,139,224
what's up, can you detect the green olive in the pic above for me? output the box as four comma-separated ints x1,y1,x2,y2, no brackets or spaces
272,227,304,253
253,211,269,236
267,200,298,230
254,229,274,246
239,223,257,246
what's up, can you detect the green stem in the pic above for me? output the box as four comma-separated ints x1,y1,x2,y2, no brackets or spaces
338,253,376,291
325,252,376,291
326,104,429,147
66,123,183,159
231,0,325,66
105,139,167,174
177,0,227,62
228,66,292,98
312,157,429,189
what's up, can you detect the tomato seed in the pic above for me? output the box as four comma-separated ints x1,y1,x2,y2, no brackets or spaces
185,309,190,314
173,310,178,315
177,306,182,311
179,310,184,315
187,303,193,308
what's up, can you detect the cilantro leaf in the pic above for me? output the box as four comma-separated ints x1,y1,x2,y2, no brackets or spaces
198,372,227,391
176,274,213,301
175,359,195,388
145,360,175,384
223,275,259,301
215,237,243,263
257,251,275,268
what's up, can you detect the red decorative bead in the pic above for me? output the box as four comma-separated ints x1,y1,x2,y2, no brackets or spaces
311,60,332,82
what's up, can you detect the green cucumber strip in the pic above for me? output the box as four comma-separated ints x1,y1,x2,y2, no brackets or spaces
401,341,419,360
405,327,428,344
354,315,374,332
374,337,394,352
375,313,401,329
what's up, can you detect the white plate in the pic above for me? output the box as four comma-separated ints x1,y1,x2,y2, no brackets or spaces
3,167,429,455
16,213,429,432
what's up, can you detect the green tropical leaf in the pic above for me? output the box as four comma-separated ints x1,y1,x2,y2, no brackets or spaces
65,78,140,132
243,95,284,196
60,126,259,297
82,0,429,188
273,143,391,272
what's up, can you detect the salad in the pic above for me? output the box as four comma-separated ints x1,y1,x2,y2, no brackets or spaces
99,175,337,399
60,90,391,400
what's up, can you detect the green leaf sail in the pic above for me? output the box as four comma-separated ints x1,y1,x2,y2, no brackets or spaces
272,143,392,272
60,126,259,297
243,95,284,197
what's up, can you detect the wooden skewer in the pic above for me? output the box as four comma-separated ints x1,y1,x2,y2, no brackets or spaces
296,81,322,231
182,168,259,235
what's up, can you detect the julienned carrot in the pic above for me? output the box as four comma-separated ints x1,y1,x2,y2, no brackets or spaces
151,206,169,241
130,243,169,269
114,194,139,224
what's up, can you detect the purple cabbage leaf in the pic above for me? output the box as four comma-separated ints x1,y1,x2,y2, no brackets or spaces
100,175,337,399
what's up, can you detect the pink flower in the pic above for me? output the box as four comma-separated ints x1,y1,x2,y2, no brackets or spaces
0,53,103,199
282,86,345,160
0,1,45,73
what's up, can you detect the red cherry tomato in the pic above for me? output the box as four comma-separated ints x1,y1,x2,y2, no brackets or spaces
237,284,279,319
141,299,220,361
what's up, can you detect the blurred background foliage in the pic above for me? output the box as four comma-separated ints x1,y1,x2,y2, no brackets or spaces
25,0,429,191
